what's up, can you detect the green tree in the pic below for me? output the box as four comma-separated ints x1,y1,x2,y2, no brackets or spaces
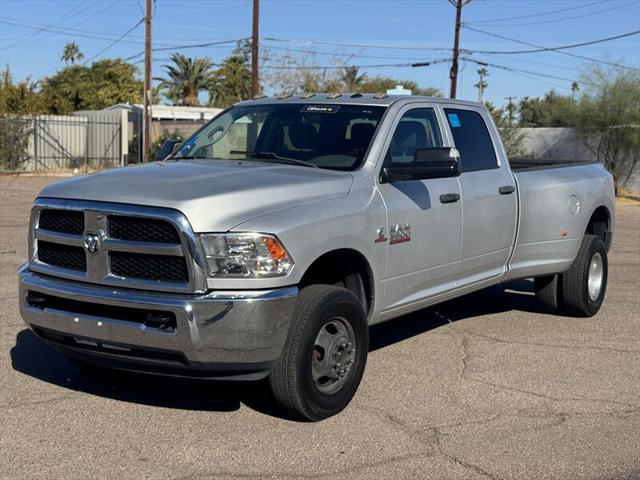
150,130,184,160
518,91,575,127
486,101,527,158
208,52,252,108
359,75,441,96
40,60,142,114
573,66,640,192
61,42,84,65
339,66,367,91
156,53,215,107
0,67,45,114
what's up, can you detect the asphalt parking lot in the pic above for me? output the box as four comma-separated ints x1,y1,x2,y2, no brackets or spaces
1,175,639,480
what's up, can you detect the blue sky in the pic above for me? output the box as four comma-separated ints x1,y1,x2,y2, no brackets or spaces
1,0,639,108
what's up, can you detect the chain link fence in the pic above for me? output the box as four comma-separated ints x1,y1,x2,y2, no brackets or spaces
0,114,123,172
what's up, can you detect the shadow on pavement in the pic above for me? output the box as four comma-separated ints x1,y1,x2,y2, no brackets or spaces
369,278,544,351
10,329,288,417
10,279,544,417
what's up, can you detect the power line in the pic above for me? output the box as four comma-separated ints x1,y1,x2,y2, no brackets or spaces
260,58,452,70
2,15,239,48
464,29,640,55
0,18,151,47
467,0,610,24
263,36,452,52
476,0,638,28
461,57,595,86
464,25,640,71
84,18,145,64
264,44,443,61
1,0,89,48
123,38,247,61
1,1,122,50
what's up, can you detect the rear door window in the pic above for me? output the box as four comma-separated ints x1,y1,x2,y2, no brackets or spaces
444,108,498,172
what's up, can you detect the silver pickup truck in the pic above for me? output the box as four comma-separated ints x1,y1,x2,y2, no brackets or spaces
19,94,615,421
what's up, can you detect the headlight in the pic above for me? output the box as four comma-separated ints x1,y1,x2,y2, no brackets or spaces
199,233,294,278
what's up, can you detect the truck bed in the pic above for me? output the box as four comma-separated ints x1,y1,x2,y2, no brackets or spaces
505,160,614,281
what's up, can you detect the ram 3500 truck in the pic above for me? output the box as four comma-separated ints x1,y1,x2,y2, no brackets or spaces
19,95,615,421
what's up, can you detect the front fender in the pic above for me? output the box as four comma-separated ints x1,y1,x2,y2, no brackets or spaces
206,186,387,293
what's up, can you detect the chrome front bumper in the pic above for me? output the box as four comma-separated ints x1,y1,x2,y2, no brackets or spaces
18,264,297,379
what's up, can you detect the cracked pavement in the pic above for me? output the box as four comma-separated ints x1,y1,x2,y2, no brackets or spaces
1,176,639,480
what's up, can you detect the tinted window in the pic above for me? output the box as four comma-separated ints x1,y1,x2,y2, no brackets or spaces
385,108,443,165
174,104,386,171
444,108,498,172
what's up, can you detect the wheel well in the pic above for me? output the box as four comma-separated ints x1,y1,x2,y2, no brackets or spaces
586,206,611,251
299,249,373,316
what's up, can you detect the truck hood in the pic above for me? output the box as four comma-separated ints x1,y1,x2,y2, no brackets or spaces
39,160,354,232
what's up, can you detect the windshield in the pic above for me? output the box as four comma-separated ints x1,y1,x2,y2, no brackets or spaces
172,103,386,170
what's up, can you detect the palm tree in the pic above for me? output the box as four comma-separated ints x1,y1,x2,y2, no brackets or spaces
571,81,580,101
61,42,84,65
474,68,489,103
208,55,252,108
156,53,215,107
339,66,367,92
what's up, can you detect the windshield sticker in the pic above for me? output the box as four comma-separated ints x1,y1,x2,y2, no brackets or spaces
447,113,461,128
300,105,340,113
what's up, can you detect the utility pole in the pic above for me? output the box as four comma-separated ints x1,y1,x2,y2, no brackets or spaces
143,0,152,162
449,0,471,99
505,96,517,126
251,0,260,97
475,67,488,103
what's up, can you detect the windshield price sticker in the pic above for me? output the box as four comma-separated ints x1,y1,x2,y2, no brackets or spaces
300,105,340,113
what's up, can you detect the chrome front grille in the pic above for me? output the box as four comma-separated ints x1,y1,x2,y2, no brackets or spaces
29,199,208,293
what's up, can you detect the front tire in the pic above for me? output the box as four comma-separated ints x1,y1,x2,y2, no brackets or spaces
561,234,608,317
269,285,368,421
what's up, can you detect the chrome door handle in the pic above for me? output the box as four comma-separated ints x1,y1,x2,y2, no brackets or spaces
440,193,461,204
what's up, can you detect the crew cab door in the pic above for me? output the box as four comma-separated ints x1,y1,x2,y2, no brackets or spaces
443,107,518,285
378,105,462,312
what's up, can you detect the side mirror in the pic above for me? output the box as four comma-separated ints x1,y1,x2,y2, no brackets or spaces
155,139,182,161
380,147,460,183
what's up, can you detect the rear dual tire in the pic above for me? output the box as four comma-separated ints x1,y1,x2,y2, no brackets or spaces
535,234,608,317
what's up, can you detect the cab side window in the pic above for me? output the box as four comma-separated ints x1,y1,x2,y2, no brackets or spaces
444,108,498,172
385,108,443,165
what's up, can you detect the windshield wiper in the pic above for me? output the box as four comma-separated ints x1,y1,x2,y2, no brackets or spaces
230,150,318,168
